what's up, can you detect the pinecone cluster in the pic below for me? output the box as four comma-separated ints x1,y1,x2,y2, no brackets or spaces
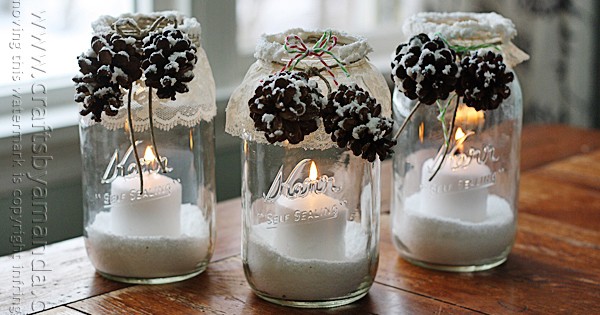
391,33,516,112
456,51,515,110
74,33,143,122
74,26,199,122
248,71,324,144
142,29,198,100
322,84,396,162
391,33,460,105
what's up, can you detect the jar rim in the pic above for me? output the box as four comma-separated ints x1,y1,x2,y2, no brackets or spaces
254,28,373,65
91,11,202,47
403,12,517,45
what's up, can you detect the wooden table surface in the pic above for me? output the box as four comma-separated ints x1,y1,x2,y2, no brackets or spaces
2,124,600,315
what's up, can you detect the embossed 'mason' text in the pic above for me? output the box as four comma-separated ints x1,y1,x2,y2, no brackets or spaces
263,159,341,202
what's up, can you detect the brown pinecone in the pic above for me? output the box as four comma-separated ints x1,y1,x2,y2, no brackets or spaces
248,71,324,144
456,50,515,111
142,29,198,100
322,84,395,162
73,33,142,122
91,33,143,88
391,33,460,105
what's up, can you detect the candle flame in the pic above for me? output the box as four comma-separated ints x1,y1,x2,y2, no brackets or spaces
144,146,156,162
309,161,318,181
454,127,474,154
418,122,424,143
456,105,484,128
455,127,466,141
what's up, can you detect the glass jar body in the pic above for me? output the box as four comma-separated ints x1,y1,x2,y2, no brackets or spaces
241,138,380,308
391,76,522,272
80,121,216,284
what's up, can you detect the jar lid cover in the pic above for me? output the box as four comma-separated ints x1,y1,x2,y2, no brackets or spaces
80,12,216,131
254,28,372,65
403,12,529,67
92,11,202,46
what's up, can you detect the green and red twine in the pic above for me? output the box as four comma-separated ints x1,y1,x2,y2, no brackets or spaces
282,30,349,86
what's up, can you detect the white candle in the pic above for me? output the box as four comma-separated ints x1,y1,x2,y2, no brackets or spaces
110,147,182,236
273,162,347,260
420,129,491,222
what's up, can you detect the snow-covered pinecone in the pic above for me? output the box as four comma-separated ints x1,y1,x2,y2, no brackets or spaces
322,84,395,162
391,33,460,105
456,50,515,111
248,71,324,144
142,28,198,100
73,33,142,122
91,33,143,88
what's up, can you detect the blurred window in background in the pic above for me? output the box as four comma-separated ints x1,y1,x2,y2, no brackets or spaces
236,0,410,67
0,0,135,90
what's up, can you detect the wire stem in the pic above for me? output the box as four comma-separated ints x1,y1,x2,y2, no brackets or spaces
428,96,460,181
148,87,167,173
126,88,144,193
393,101,422,141
307,67,332,95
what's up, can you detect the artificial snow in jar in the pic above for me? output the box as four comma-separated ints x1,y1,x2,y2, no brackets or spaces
76,11,217,284
390,12,529,272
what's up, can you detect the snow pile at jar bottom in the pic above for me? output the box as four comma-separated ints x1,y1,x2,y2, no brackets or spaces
244,221,374,301
393,193,515,265
85,204,210,278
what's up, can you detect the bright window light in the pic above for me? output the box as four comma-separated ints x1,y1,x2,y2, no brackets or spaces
236,0,405,55
0,0,134,90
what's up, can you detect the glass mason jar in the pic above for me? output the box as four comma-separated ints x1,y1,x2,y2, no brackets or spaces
390,12,528,272
227,29,390,307
79,12,217,284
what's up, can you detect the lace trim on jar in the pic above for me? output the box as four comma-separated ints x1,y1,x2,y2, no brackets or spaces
81,12,216,131
80,46,216,131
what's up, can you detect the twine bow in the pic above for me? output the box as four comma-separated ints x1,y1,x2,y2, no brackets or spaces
283,30,349,86
113,16,176,40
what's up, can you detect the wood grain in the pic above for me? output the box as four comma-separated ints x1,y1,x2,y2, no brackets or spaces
519,151,600,231
520,124,600,171
378,211,600,314
0,238,129,314
69,256,478,315
375,142,600,314
532,149,600,189
0,199,241,315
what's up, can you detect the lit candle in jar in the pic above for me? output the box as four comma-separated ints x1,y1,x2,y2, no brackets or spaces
420,128,491,222
274,161,348,260
455,105,485,130
110,146,182,236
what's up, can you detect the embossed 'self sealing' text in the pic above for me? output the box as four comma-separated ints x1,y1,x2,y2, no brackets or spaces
260,201,345,226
